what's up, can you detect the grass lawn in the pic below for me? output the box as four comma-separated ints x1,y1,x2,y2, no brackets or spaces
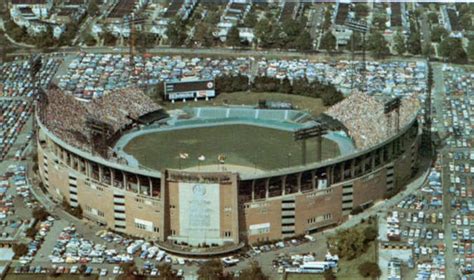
286,224,378,280
286,241,377,280
124,124,339,171
333,240,377,280
286,273,324,280
156,91,328,117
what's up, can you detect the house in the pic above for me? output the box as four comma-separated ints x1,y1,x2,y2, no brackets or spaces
53,7,86,24
279,1,302,22
162,0,198,21
63,0,86,8
223,1,251,23
9,0,53,19
52,23,66,39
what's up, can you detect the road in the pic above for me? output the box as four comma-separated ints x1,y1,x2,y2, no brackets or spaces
6,45,427,63
420,13,431,45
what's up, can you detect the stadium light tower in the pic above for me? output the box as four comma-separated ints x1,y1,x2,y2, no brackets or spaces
30,55,42,139
345,19,368,93
384,97,401,137
294,123,327,165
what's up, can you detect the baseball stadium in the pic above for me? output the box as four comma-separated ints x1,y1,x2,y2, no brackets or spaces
35,80,421,255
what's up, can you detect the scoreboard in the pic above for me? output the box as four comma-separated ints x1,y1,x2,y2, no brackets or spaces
164,79,216,101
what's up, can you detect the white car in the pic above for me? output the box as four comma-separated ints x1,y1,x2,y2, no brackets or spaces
113,266,120,274
150,268,159,276
99,268,107,276
70,266,78,274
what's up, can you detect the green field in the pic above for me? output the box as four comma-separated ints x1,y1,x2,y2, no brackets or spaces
286,240,377,280
158,92,328,117
123,125,339,171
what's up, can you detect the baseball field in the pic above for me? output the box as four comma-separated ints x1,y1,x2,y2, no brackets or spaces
123,124,340,171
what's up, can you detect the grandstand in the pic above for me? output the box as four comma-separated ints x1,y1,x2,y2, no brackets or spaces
187,107,312,123
326,93,420,150
40,87,161,155
36,85,422,252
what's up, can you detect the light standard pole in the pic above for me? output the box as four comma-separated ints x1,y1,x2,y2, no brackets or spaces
287,152,292,168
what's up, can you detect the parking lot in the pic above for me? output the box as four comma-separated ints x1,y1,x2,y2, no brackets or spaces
379,64,474,280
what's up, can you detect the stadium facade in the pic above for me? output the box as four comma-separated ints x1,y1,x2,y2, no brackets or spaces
36,88,421,254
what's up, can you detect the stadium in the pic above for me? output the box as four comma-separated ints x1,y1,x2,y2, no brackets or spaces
36,82,421,255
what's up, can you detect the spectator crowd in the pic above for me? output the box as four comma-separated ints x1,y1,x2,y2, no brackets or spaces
327,92,420,149
41,87,160,154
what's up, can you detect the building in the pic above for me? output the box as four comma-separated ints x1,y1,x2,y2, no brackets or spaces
9,0,53,19
36,87,421,255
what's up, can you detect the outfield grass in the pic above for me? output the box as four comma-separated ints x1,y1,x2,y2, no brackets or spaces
157,92,328,117
124,124,339,171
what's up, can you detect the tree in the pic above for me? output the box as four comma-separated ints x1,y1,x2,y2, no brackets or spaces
320,86,344,106
32,207,49,221
226,26,241,47
118,261,144,280
197,259,230,280
193,22,214,47
293,31,313,51
468,40,474,61
422,42,434,58
320,32,336,51
239,261,268,280
407,32,421,55
373,14,387,30
349,31,364,51
84,33,97,46
12,243,28,258
427,12,438,24
439,37,468,63
363,226,378,243
215,74,249,93
460,13,472,31
323,269,337,280
255,18,272,47
244,12,258,28
87,0,99,16
156,82,165,99
136,32,157,49
103,31,117,46
282,19,304,38
322,8,332,30
354,4,369,19
252,76,280,92
278,78,292,94
25,227,38,238
431,26,448,43
166,18,187,47
158,263,178,280
367,31,389,58
358,262,381,278
328,228,366,260
393,32,406,55
204,10,220,25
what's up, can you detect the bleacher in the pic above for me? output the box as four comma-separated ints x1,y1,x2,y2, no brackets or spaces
187,107,309,123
